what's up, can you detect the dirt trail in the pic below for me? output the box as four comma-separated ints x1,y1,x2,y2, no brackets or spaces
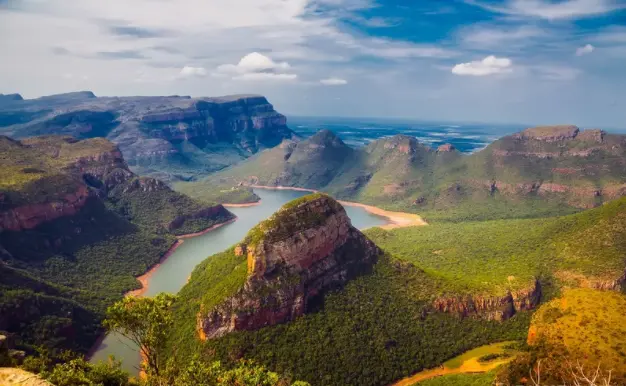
391,357,512,386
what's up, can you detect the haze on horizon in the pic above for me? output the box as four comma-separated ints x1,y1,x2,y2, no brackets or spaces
1,0,625,128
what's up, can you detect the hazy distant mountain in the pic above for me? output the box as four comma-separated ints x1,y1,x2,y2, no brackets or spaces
0,92,296,182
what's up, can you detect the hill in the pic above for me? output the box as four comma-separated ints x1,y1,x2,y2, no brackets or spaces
0,135,234,355
187,126,626,221
165,194,534,385
161,194,626,385
0,92,296,182
498,288,626,384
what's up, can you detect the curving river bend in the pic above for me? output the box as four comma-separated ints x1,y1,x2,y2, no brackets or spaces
90,188,390,373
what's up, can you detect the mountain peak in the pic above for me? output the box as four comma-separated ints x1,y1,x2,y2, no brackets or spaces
196,193,380,339
378,134,427,155
306,129,346,147
0,93,23,102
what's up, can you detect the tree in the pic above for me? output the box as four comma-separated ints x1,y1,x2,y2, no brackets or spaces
103,293,175,378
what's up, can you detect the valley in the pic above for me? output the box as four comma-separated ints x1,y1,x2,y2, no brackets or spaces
1,94,626,386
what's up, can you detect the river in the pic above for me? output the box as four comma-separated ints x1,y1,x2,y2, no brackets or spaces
90,188,390,373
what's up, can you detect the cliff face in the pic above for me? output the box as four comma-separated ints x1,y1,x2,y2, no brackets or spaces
432,280,542,321
0,92,294,181
0,135,233,233
197,194,381,339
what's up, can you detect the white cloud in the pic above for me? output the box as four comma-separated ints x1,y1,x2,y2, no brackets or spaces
214,52,297,81
320,77,347,85
461,25,545,48
466,0,625,20
576,44,595,56
179,66,207,78
452,56,513,76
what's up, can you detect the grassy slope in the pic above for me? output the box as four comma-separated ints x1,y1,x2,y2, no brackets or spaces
529,288,626,379
366,197,626,296
188,128,626,221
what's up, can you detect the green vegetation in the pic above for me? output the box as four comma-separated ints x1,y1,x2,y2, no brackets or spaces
366,196,626,296
198,127,626,221
175,181,260,205
168,255,531,386
443,342,515,369
498,288,626,385
108,177,233,235
244,193,338,246
414,372,495,386
0,135,234,356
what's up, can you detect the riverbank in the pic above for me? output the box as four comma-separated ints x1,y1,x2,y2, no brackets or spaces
127,218,237,297
223,201,261,208
248,185,427,229
86,218,237,360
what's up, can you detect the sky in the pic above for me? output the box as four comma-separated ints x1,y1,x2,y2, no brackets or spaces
1,0,625,128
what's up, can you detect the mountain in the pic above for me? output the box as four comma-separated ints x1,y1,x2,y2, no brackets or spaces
0,92,296,182
189,125,626,221
164,193,626,385
0,135,234,354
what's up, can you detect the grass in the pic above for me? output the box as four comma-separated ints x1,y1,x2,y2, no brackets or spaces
174,181,260,205
443,342,516,369
365,197,626,296
529,288,626,378
413,372,495,386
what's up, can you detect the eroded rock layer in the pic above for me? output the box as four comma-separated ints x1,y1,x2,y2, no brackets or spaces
197,194,381,339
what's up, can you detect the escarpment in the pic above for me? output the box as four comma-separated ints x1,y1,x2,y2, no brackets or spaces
0,135,233,233
0,92,295,181
196,194,381,339
433,280,542,321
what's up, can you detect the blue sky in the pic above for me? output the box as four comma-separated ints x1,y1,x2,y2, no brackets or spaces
1,0,625,127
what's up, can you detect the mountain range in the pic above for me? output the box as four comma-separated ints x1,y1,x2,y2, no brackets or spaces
0,92,296,183
186,125,626,221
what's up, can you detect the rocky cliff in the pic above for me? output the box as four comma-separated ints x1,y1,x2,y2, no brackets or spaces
432,280,542,321
0,92,295,182
0,135,233,233
196,194,381,339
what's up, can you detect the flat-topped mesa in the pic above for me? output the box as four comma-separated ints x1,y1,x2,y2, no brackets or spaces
513,125,580,142
138,95,293,153
197,193,381,339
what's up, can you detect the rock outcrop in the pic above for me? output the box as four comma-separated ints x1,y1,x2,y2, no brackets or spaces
197,194,381,339
437,143,456,152
433,280,542,321
513,125,580,142
0,185,90,232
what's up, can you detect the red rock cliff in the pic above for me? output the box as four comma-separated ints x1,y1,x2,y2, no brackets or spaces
197,194,381,339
